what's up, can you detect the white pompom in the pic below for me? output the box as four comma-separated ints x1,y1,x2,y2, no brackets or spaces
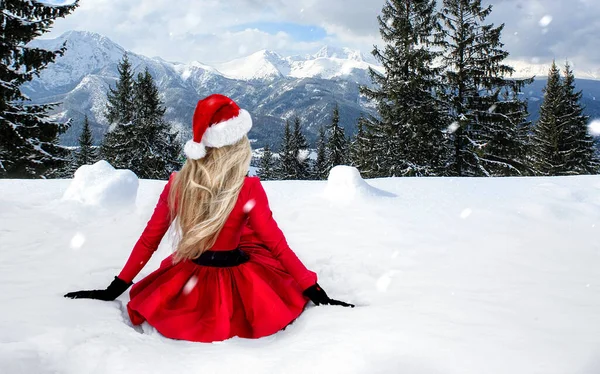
184,140,207,160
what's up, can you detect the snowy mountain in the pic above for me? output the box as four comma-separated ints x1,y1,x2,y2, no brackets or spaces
24,31,380,147
23,31,600,148
217,46,383,85
508,59,600,80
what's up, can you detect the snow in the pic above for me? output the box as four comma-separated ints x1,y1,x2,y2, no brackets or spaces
323,166,395,202
1,175,600,374
447,121,460,134
539,15,553,28
62,161,139,208
216,46,383,84
589,119,600,136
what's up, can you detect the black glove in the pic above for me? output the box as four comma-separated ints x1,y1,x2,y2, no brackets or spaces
64,276,132,301
303,283,354,308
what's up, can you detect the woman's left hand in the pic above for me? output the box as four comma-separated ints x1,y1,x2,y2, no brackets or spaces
303,283,354,308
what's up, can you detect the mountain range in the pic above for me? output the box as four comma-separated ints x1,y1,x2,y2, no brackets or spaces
23,31,600,148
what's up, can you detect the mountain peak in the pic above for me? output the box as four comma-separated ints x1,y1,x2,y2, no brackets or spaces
313,45,366,62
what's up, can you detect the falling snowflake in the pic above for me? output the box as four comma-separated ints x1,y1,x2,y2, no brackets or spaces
488,104,498,113
183,276,198,295
588,120,600,136
70,233,86,249
460,208,472,219
243,199,256,213
386,18,394,27
297,149,310,162
447,122,460,134
539,15,553,27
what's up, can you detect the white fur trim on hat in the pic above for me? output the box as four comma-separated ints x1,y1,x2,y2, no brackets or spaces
184,140,207,160
202,109,253,148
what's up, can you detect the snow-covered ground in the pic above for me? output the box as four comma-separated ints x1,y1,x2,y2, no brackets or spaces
1,167,600,374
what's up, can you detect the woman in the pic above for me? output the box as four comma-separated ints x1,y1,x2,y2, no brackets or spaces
65,94,353,343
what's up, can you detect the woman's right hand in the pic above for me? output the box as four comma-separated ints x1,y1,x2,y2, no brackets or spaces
64,276,132,301
303,283,354,308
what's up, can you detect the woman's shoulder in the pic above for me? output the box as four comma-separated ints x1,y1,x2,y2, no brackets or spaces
244,175,260,184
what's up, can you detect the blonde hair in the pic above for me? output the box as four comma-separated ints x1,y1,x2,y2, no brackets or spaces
168,136,252,262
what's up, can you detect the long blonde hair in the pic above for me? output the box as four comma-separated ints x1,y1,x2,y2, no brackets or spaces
168,136,252,261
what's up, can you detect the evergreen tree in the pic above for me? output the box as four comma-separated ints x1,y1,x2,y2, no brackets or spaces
73,115,97,170
100,54,136,169
277,118,309,180
440,0,532,176
325,105,348,174
349,116,373,177
312,126,328,180
0,0,79,178
277,120,295,180
257,144,277,180
562,62,599,174
130,68,181,179
361,0,448,177
291,117,310,180
530,62,571,176
101,64,181,179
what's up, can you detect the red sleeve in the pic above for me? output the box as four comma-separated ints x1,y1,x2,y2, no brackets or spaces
117,175,175,283
246,178,317,290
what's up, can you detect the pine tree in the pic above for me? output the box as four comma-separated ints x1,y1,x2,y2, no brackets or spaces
325,105,348,174
277,118,309,180
291,117,310,180
530,62,570,176
73,115,97,170
361,0,448,177
312,126,328,180
101,64,181,179
100,54,136,169
0,0,79,178
349,116,372,177
440,0,532,176
562,62,599,174
277,120,295,180
130,68,181,179
258,144,277,180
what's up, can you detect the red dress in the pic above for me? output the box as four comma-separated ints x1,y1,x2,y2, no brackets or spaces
117,176,317,342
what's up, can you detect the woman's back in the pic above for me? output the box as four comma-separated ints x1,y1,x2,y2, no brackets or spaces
205,175,253,251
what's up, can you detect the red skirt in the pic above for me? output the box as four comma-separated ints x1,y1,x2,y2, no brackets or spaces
126,244,309,342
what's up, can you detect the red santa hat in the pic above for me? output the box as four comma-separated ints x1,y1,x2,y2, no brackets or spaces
184,94,252,160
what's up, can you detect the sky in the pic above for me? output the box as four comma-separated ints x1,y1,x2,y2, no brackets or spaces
44,0,600,70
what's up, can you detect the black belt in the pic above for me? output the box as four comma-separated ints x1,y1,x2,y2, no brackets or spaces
191,248,250,267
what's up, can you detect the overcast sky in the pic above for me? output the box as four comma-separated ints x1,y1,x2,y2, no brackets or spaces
45,0,600,70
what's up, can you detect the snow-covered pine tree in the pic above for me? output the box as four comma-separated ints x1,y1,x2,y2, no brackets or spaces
73,115,97,170
257,144,277,180
530,62,570,176
562,62,599,174
276,118,309,180
361,0,448,177
0,0,79,178
100,54,136,169
130,68,181,179
290,117,310,180
325,104,348,174
312,126,328,180
349,116,372,177
276,120,295,180
440,0,532,176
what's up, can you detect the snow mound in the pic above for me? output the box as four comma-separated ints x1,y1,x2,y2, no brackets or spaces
62,161,139,207
323,166,394,201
